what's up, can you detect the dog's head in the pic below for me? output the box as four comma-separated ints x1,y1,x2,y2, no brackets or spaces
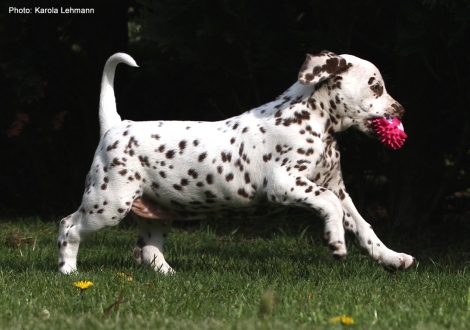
298,51,405,137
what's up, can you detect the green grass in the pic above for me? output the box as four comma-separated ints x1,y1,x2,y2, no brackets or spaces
0,217,469,329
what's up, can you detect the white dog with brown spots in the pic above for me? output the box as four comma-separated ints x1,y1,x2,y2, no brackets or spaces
58,50,414,274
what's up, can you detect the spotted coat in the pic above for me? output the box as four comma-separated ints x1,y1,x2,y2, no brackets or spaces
57,51,414,274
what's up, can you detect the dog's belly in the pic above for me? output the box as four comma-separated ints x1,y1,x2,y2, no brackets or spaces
133,195,285,220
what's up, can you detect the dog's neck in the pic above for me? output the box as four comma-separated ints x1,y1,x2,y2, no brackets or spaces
252,81,353,139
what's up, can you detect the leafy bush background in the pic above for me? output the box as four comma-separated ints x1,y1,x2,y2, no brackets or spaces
1,0,469,234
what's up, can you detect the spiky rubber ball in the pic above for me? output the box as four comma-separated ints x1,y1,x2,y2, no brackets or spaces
373,117,407,149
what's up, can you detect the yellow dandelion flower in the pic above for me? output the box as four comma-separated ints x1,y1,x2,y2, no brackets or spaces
340,316,355,325
330,315,355,325
117,272,134,281
73,281,93,290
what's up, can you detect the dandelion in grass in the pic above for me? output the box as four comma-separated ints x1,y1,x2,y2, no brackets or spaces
117,272,134,281
73,281,93,290
330,315,355,325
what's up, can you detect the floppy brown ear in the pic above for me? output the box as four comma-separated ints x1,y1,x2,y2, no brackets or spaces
298,50,351,86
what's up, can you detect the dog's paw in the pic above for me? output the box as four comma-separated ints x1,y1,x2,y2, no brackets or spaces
328,241,347,260
154,262,174,275
379,253,415,272
58,262,77,275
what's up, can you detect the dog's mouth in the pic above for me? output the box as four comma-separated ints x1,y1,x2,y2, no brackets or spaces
365,115,398,133
364,117,382,136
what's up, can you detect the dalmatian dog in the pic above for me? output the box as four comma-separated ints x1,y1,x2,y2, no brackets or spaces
58,50,414,274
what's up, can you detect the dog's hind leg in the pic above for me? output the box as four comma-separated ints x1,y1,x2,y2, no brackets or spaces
57,208,130,274
57,212,82,274
57,174,137,274
133,215,174,274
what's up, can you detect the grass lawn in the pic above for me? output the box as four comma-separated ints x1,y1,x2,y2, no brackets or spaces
0,215,469,329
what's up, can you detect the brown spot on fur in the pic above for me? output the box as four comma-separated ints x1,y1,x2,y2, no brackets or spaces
244,172,251,184
188,169,198,179
263,153,272,162
198,152,207,162
237,188,249,198
173,184,183,191
166,150,176,159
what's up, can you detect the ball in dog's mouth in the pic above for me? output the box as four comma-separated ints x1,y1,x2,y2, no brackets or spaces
372,117,407,149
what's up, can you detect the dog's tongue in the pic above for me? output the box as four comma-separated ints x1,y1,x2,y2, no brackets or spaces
373,117,407,149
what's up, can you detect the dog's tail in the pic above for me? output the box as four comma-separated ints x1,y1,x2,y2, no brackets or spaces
99,53,138,137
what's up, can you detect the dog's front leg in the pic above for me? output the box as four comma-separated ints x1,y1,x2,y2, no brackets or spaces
270,176,347,260
339,195,414,270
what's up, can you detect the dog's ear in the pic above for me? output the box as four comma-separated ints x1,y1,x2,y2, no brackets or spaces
298,50,351,86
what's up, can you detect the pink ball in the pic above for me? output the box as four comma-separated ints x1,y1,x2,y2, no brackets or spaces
372,117,407,149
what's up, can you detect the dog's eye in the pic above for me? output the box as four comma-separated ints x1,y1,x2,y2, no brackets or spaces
370,83,383,96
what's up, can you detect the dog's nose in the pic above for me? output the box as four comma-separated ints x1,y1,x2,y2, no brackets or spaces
392,102,405,118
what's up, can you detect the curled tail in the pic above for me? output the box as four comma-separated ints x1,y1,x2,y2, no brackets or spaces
99,53,138,137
